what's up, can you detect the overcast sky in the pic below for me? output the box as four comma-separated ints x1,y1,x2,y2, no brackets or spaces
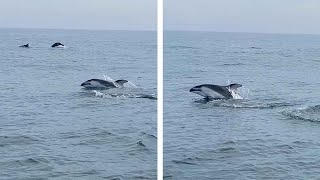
165,0,320,34
0,0,156,30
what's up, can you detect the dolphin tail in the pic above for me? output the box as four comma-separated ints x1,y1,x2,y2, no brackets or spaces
227,83,242,90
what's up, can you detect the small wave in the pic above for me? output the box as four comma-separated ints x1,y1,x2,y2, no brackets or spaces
59,128,115,140
127,140,150,154
135,94,157,100
222,140,237,145
2,157,52,172
171,146,239,166
172,159,197,165
68,169,99,177
274,144,294,150
164,175,174,179
217,147,237,152
281,105,320,122
140,132,157,139
137,140,146,147
169,45,196,50
0,135,40,146
221,63,245,66
104,176,124,180
230,51,247,54
15,157,49,165
250,46,262,49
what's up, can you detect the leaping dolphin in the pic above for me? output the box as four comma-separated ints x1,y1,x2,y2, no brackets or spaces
51,42,64,48
190,83,242,100
81,79,128,89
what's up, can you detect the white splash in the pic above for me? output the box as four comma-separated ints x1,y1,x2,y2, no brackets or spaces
103,74,137,88
103,75,114,82
92,90,105,97
92,90,111,98
103,75,121,88
230,89,243,100
239,86,250,99
125,81,137,88
226,80,250,100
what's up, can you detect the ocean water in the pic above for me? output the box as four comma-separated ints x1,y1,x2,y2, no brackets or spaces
0,28,157,179
164,31,320,179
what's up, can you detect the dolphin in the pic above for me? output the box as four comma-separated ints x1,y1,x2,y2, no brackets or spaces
190,83,242,100
81,79,128,89
19,43,29,48
51,42,64,48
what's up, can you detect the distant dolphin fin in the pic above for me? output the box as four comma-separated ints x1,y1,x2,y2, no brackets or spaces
115,80,128,87
227,83,242,90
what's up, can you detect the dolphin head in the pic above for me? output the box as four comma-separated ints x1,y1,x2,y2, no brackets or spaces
81,79,92,87
189,85,201,92
189,85,209,98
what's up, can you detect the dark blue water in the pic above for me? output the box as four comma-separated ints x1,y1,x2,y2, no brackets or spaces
0,28,156,179
164,31,320,179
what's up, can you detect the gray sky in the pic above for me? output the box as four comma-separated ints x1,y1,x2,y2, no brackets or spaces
165,0,320,34
0,0,156,30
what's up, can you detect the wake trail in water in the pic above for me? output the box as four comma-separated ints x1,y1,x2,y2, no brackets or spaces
91,90,157,100
103,75,114,82
281,105,320,122
206,100,293,109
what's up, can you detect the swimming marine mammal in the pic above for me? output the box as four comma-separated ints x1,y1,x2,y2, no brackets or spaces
81,79,128,89
19,43,29,48
51,42,64,47
189,83,242,100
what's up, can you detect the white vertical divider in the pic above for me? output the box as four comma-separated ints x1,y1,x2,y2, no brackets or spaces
157,0,163,179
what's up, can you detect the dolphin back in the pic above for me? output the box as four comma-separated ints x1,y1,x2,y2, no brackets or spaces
51,42,64,47
190,84,233,99
92,79,116,87
19,43,29,47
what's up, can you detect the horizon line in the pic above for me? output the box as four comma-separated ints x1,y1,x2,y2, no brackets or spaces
0,26,156,32
163,29,320,36
1,27,320,36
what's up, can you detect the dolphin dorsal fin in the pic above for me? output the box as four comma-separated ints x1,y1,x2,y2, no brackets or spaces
115,80,128,87
227,83,242,90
